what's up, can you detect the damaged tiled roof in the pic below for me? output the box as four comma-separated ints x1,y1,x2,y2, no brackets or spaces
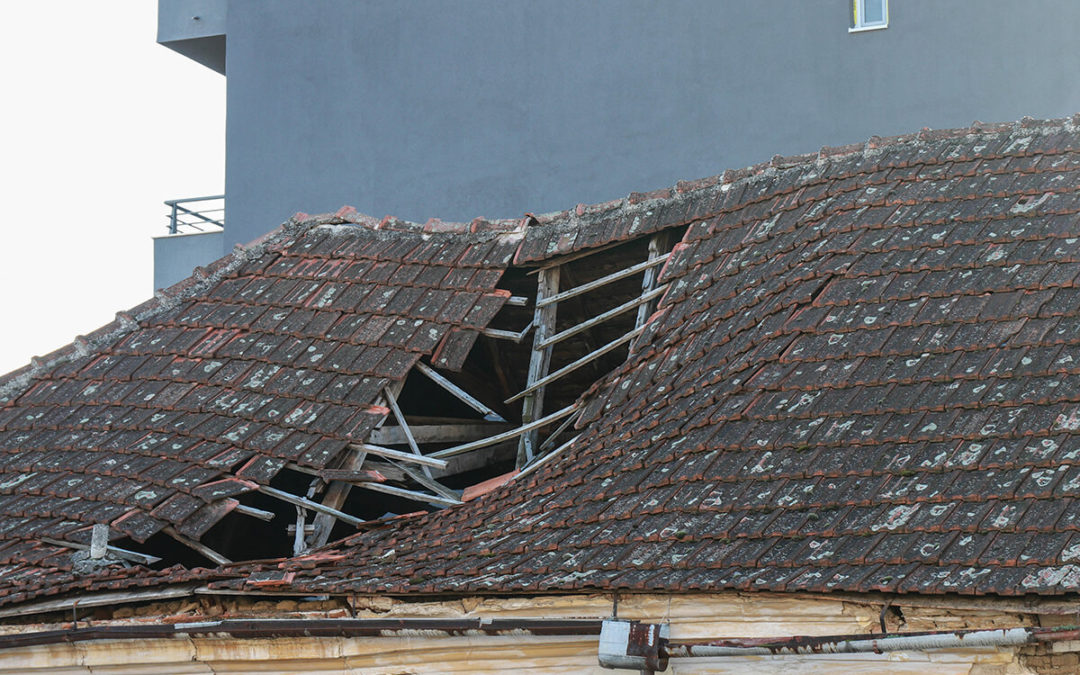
5,114,1080,610
216,115,1080,598
0,211,525,604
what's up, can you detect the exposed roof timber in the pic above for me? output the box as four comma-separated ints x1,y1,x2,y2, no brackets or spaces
369,422,515,445
382,386,433,479
535,283,668,351
38,537,161,566
536,253,670,308
233,504,275,522
256,486,367,528
414,362,506,422
481,322,534,343
348,443,448,469
309,447,369,549
518,266,560,466
352,481,461,508
506,325,646,404
636,232,672,328
515,434,582,481
433,404,579,459
162,526,231,566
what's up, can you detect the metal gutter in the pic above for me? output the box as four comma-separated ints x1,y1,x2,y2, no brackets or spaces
0,617,604,651
598,619,1080,671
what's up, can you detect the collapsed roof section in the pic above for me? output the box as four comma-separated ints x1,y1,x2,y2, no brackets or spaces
0,180,692,608
3,115,1080,613
205,116,1080,598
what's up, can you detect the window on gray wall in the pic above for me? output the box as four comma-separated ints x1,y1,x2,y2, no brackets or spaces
850,0,888,32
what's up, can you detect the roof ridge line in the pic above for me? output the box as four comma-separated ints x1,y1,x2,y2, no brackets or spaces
533,113,1080,226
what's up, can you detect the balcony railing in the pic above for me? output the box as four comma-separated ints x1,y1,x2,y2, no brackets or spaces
164,195,225,235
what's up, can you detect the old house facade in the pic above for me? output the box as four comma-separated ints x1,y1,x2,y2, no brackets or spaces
2,117,1080,672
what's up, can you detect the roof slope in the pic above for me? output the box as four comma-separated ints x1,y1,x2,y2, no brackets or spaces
4,115,1080,610
0,215,523,605
224,116,1080,598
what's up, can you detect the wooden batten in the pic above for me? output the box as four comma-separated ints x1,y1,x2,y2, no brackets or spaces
414,362,506,422
535,252,670,308
506,326,645,404
162,526,232,566
518,266,560,466
369,422,514,446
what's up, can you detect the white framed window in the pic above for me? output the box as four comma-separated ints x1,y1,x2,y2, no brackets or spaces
850,0,888,32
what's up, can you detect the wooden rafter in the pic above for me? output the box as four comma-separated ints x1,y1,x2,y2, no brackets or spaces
370,422,514,445
636,231,672,328
414,361,506,422
307,447,368,549
518,266,560,467
435,404,578,459
257,485,367,528
396,462,462,502
352,481,462,508
40,536,161,566
383,385,433,479
515,433,583,481
536,253,670,308
162,526,232,566
506,325,646,404
535,283,668,351
234,504,275,522
481,321,533,343
348,442,448,469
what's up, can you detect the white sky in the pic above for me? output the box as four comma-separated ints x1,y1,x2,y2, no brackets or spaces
0,3,225,375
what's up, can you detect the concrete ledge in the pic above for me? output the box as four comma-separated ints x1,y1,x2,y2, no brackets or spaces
158,0,226,74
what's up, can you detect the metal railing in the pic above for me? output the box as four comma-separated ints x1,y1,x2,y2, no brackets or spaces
164,195,225,234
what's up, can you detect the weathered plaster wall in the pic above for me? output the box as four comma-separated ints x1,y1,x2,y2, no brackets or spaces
0,592,1054,673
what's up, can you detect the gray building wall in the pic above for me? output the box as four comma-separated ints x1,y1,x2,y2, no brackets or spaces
165,0,1080,253
154,230,225,289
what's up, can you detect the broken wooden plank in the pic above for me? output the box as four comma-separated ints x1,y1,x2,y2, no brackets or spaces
414,361,506,422
435,444,515,478
370,422,515,445
396,462,462,502
636,231,672,328
435,404,578,459
535,283,668,350
163,526,232,565
292,505,307,556
309,444,370,550
348,443,448,469
481,321,533,343
257,485,367,528
515,434,583,482
518,266,560,467
234,504,276,522
40,537,162,566
318,468,386,483
506,295,530,307
506,325,646,404
536,253,670,308
357,459,407,482
353,481,462,507
383,385,433,478
535,408,580,454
